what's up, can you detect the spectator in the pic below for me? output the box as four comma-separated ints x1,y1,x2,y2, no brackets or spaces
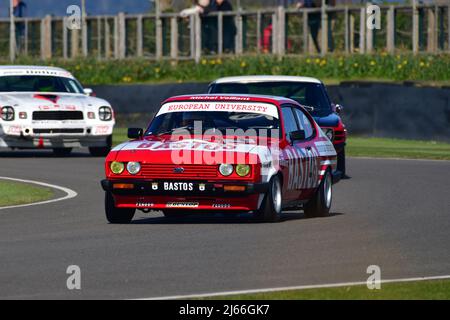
180,0,217,53
214,0,236,53
13,0,27,53
297,0,335,53
297,0,321,53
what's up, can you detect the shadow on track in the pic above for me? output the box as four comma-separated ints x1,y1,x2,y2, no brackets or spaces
128,211,344,225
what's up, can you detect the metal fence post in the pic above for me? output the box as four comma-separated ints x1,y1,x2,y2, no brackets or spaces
236,10,243,55
9,1,16,62
97,16,102,59
271,11,278,55
344,6,349,53
412,0,419,53
387,6,395,54
156,14,163,59
359,7,366,54
170,17,179,60
105,17,111,58
256,10,262,53
427,6,436,53
82,6,88,56
195,13,202,63
41,15,52,59
218,12,223,56
190,14,195,60
303,10,309,54
366,3,373,53
137,15,143,57
277,6,286,57
63,17,68,59
114,16,119,58
320,1,328,56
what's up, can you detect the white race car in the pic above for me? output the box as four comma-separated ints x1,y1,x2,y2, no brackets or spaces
0,65,115,156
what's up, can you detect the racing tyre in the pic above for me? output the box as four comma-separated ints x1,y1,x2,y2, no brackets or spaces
105,192,135,224
89,135,112,157
304,169,332,218
337,148,346,177
256,175,283,223
53,148,72,157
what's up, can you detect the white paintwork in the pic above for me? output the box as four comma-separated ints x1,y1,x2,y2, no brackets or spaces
211,75,322,85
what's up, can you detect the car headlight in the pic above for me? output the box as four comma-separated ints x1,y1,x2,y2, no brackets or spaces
1,106,14,121
126,162,141,175
219,164,234,176
324,128,334,141
110,161,125,174
99,106,112,121
236,164,250,177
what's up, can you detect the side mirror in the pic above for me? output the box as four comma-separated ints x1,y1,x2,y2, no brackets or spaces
84,88,94,96
289,130,306,142
128,128,144,139
334,104,344,114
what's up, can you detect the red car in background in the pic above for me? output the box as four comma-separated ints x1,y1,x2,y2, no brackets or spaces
209,76,347,177
101,94,338,223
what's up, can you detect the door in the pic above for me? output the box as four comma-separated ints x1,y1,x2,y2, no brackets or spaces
292,106,320,198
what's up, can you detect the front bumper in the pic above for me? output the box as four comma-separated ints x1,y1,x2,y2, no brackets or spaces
101,179,269,211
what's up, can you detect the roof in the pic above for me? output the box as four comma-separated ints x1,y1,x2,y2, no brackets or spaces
163,94,298,106
0,65,74,79
211,75,322,85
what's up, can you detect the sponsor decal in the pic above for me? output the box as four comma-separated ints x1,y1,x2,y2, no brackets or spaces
199,184,206,192
315,141,337,157
163,182,194,191
157,102,279,119
136,202,154,208
152,183,158,190
95,126,111,135
166,202,199,208
6,125,22,135
286,146,319,190
212,204,231,208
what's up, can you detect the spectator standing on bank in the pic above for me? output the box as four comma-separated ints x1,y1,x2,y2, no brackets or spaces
214,0,236,53
297,0,321,53
181,0,217,53
13,0,27,53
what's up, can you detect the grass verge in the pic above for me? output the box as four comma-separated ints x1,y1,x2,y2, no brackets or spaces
113,128,450,161
0,180,54,207
198,279,450,300
347,137,450,160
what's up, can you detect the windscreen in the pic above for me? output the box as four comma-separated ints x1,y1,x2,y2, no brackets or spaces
210,81,332,116
0,75,84,93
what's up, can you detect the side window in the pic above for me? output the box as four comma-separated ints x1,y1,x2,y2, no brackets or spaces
281,107,299,140
293,108,315,140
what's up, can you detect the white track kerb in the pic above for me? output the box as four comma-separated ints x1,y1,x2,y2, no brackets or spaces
140,275,450,300
0,177,78,211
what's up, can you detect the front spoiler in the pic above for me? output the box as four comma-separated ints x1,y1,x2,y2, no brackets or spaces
101,179,269,197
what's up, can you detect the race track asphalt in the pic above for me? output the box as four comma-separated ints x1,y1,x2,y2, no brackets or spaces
0,151,449,299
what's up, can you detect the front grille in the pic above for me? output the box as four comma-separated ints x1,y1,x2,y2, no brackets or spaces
33,128,84,134
32,111,84,121
141,164,218,179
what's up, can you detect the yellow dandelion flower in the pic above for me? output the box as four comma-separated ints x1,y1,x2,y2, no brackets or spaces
240,61,247,68
419,61,425,67
370,60,376,66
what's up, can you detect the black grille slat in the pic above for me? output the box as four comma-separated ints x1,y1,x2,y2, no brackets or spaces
33,129,84,134
32,111,84,121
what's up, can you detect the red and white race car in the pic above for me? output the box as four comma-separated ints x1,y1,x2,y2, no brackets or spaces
101,94,338,223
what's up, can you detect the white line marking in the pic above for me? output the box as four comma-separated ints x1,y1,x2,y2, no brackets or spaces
139,274,450,300
0,176,78,211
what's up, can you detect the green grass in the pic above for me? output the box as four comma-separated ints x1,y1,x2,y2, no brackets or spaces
0,180,54,207
199,279,450,300
113,128,450,160
347,137,450,160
